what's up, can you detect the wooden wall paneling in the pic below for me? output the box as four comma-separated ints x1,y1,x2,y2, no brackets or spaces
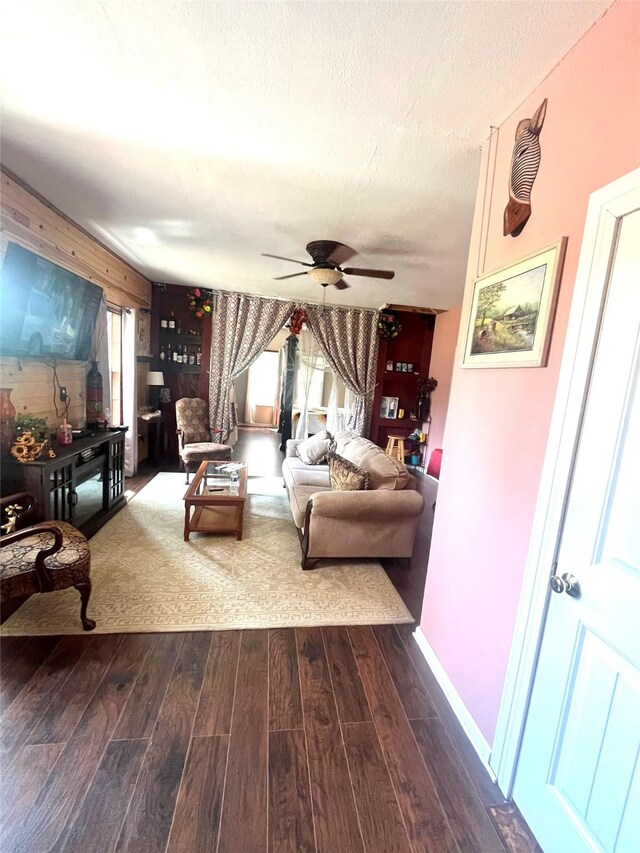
1,170,151,309
0,168,153,435
1,358,86,426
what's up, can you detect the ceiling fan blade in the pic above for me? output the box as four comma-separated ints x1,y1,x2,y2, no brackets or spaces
262,253,312,266
273,272,309,280
341,267,395,279
333,279,350,290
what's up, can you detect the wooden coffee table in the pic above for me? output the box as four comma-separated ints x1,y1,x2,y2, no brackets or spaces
183,460,247,541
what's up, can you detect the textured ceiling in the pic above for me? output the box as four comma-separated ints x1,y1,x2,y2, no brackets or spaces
0,1,611,309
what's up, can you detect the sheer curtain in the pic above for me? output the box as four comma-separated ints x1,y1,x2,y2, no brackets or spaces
294,329,324,438
122,309,138,476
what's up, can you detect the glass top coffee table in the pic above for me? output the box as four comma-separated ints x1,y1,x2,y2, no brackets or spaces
183,460,248,541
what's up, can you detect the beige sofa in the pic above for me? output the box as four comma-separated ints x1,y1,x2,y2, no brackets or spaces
282,431,425,568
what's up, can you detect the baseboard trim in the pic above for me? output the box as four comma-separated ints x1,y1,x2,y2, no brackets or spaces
413,626,496,781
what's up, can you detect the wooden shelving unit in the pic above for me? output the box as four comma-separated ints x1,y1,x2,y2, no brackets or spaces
369,310,435,461
150,283,213,459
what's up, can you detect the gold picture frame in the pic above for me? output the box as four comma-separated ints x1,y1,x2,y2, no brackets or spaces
462,238,566,368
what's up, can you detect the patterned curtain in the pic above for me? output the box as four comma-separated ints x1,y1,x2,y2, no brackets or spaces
209,292,294,442
304,305,379,435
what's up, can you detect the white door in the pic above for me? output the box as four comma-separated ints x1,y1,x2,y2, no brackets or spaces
513,199,640,850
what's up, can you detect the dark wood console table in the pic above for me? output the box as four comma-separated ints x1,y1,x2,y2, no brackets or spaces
1,429,127,538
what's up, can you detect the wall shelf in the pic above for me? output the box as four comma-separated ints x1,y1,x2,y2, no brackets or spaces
159,332,202,345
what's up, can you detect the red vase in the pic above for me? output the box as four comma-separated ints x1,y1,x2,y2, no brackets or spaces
0,387,16,452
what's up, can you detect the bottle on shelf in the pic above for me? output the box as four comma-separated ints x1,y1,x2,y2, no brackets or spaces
160,316,168,330
188,348,195,366
176,318,182,335
159,344,165,361
168,311,176,332
172,345,178,363
196,345,202,366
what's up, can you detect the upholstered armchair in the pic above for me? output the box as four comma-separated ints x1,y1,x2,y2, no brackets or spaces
175,397,232,483
0,492,95,631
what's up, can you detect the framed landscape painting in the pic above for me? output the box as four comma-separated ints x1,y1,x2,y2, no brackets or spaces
462,238,566,368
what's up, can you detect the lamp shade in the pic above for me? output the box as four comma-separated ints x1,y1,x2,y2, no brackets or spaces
307,267,343,286
146,371,165,386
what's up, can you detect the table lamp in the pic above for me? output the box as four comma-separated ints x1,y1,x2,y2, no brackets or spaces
146,371,165,409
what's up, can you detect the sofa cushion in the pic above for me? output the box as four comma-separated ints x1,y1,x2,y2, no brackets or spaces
328,452,370,492
287,464,331,488
329,452,369,492
288,484,331,529
339,436,412,491
333,430,359,456
296,430,332,465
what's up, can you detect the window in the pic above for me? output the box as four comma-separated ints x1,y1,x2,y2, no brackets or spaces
107,309,122,425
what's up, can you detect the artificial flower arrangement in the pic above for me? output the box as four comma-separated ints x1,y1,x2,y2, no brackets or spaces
187,288,214,319
288,307,307,336
377,309,402,339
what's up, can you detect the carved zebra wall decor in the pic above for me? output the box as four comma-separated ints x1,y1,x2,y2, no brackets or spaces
503,98,547,237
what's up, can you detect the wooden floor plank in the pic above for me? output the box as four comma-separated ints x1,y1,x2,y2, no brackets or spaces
11,633,154,853
0,636,61,714
166,735,229,853
27,634,123,745
115,631,211,853
0,742,65,846
1,636,90,757
322,626,372,724
373,626,437,720
60,739,148,853
297,626,364,853
0,636,28,670
269,628,303,731
268,729,315,853
411,718,504,853
348,626,457,853
114,632,184,739
395,624,507,808
218,630,270,853
193,630,240,737
342,721,412,853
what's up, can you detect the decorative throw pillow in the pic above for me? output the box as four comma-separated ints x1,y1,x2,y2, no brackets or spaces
328,451,370,491
296,430,333,465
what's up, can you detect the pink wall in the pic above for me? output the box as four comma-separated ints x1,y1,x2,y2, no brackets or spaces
420,0,640,744
424,307,462,462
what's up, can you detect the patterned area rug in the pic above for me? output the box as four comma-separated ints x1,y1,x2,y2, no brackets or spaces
1,473,412,635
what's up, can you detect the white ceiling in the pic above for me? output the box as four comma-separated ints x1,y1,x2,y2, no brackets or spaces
0,0,611,309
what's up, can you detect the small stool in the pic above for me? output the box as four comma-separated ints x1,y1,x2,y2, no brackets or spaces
385,434,406,463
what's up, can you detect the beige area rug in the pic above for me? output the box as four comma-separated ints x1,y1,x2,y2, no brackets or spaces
1,473,412,635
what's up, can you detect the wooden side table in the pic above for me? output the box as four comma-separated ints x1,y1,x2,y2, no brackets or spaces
139,415,167,466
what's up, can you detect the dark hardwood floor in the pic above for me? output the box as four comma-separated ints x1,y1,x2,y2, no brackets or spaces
1,428,541,852
0,624,542,853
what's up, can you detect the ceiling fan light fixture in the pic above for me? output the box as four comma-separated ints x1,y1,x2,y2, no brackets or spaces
307,267,343,286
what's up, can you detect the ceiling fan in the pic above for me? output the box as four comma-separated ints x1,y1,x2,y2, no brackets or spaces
262,240,395,290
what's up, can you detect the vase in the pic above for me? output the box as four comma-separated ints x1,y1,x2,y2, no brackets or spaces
0,388,17,452
86,361,104,427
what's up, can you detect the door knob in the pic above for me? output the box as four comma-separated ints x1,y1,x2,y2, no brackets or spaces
549,572,580,597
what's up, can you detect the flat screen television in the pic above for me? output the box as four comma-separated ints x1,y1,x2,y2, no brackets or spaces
0,242,103,361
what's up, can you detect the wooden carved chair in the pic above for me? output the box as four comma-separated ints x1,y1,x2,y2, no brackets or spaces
0,492,95,631
175,397,232,483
